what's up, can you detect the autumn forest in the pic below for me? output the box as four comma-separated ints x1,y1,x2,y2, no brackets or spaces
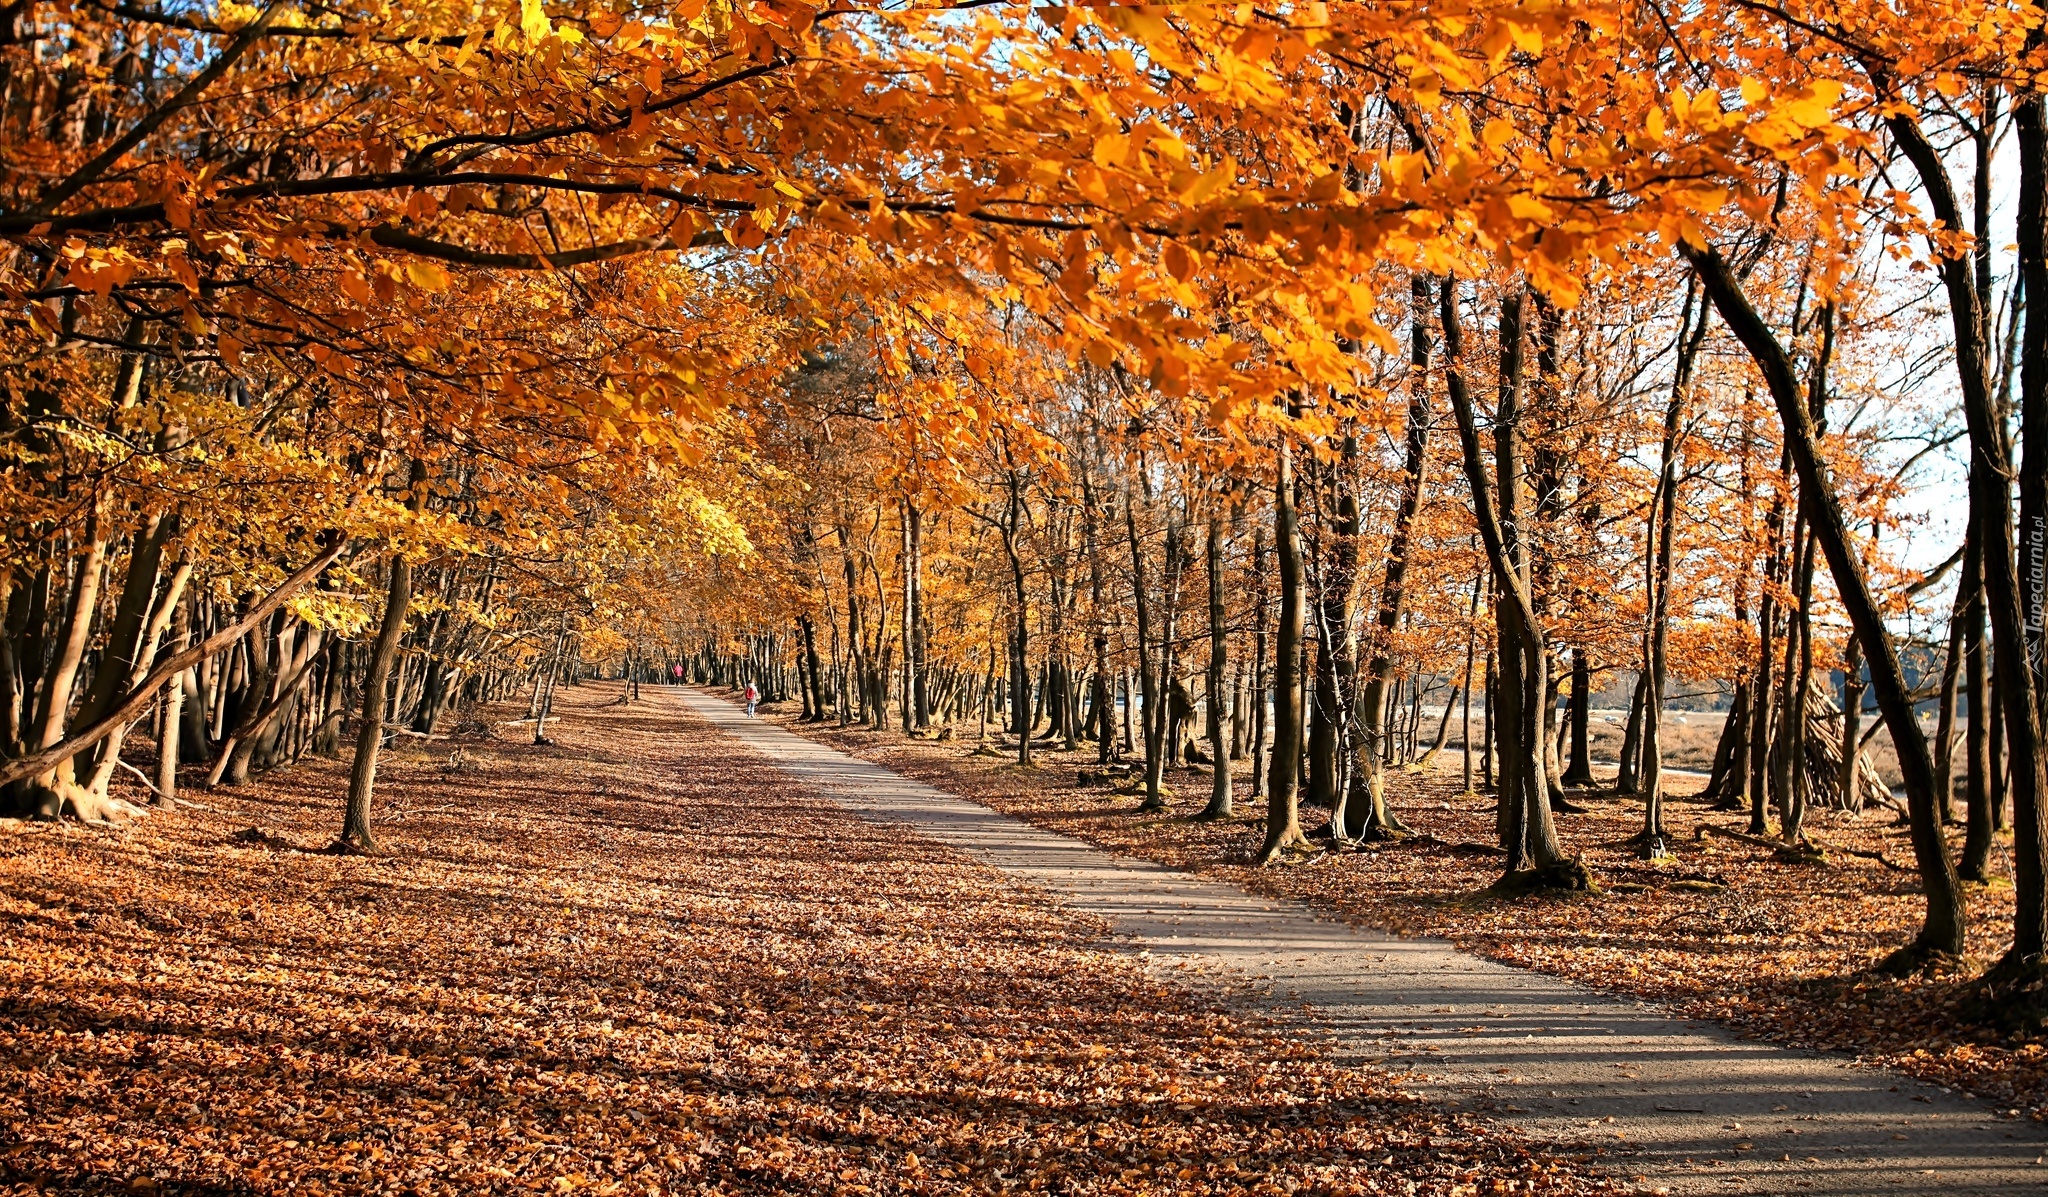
5,2,2048,1194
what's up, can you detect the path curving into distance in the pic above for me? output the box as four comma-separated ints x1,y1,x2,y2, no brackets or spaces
672,686,2046,1196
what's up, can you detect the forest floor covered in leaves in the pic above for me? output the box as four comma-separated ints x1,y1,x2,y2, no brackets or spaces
767,707,2043,1127
0,684,1617,1196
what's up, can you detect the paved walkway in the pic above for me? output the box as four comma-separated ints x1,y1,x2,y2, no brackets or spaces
674,687,2048,1195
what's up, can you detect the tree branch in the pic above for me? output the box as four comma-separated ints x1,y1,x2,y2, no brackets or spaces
37,4,283,214
367,224,725,269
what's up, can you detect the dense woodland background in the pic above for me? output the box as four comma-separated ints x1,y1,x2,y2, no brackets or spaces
3,0,2047,1079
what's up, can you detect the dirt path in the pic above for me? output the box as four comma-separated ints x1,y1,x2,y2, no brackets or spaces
676,687,2048,1196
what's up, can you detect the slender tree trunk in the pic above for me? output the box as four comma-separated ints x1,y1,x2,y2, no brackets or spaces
1750,515,1781,835
338,462,426,853
154,604,188,807
338,556,412,852
996,472,1033,766
1638,276,1707,850
1688,242,1966,967
1783,523,1818,844
1257,440,1310,863
1998,71,2048,975
1935,556,1968,827
1481,648,1496,791
901,498,923,732
1958,539,1997,881
1615,673,1645,795
1200,504,1233,819
1563,648,1594,785
1307,460,1351,820
1127,487,1164,807
1462,640,1478,793
1155,506,1185,775
803,615,825,722
21,505,110,819
1442,280,1570,883
1249,526,1270,800
1841,630,1865,812
1082,466,1114,764
1419,681,1460,768
1345,274,1434,839
1895,101,2047,972
1702,682,1750,809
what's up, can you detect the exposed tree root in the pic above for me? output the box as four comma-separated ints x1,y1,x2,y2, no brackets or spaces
1076,764,1139,787
12,772,148,826
1871,937,1962,979
1482,858,1599,898
1253,838,1321,867
1771,840,1828,866
1961,954,2048,1036
1408,833,1506,857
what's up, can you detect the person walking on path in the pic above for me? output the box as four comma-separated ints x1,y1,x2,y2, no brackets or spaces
744,681,760,716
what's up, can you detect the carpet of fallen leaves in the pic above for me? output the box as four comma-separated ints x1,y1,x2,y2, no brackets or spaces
0,683,1618,1197
766,706,2045,1126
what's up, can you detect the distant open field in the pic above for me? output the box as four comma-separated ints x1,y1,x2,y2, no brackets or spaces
1419,705,1916,789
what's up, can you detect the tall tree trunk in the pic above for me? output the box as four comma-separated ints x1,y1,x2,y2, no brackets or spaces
1441,280,1571,884
1688,242,1966,968
338,555,411,852
1126,486,1164,807
1563,648,1594,785
337,462,426,853
154,602,189,806
1256,439,1310,863
1311,448,1358,828
1749,468,1786,836
1615,673,1645,795
1200,504,1233,819
842,547,865,728
1960,540,1996,882
1344,274,1434,839
1155,505,1185,775
1080,460,1115,764
802,615,825,723
1638,276,1708,851
1894,105,2047,967
1999,62,2048,978
1001,477,1032,767
901,498,925,732
212,616,280,787
20,505,110,820
1701,682,1751,810
1782,523,1818,844
80,541,192,808
1249,526,1270,800
1935,557,1968,827
1840,630,1865,813
1529,294,1576,815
